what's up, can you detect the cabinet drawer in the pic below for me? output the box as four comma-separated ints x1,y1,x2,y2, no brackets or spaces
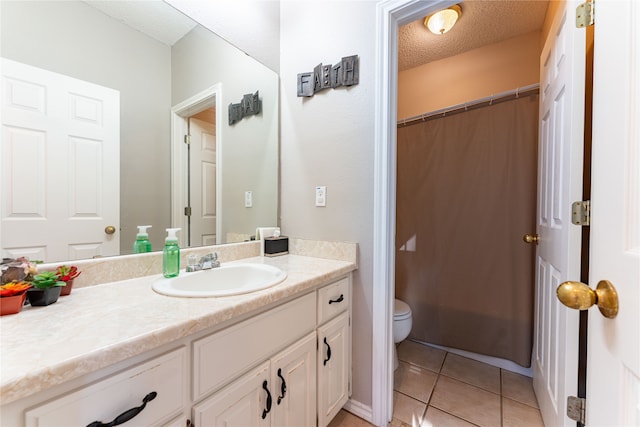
25,347,187,427
317,277,350,325
193,292,316,400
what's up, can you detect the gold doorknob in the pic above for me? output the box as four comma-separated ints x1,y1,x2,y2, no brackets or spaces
557,280,619,319
105,226,116,235
523,233,539,244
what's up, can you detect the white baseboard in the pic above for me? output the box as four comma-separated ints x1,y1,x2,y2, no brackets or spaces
343,399,374,425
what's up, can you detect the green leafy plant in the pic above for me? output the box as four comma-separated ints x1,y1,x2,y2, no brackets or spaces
32,272,65,289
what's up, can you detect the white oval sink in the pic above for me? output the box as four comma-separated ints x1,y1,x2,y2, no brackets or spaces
152,263,287,297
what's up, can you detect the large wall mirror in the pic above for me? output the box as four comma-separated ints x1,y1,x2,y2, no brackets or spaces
1,0,279,263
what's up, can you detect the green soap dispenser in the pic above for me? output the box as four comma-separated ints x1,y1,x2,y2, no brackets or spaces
133,225,152,253
163,228,181,278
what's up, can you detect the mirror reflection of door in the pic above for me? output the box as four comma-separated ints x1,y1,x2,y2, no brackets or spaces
1,58,120,263
188,110,216,247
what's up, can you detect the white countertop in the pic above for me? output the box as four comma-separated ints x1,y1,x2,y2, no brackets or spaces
0,255,356,404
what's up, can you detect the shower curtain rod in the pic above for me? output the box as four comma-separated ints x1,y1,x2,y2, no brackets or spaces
397,83,540,127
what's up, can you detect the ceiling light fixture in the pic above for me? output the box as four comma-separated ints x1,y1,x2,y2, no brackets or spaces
424,4,462,35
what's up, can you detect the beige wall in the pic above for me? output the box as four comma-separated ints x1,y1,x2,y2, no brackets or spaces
172,26,279,243
280,1,377,408
398,31,541,119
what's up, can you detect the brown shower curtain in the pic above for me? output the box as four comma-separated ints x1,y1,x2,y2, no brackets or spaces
395,94,538,367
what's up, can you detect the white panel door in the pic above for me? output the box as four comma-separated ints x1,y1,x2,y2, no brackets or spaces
317,311,350,427
1,58,119,262
532,2,585,426
270,332,317,427
189,117,216,246
586,0,640,424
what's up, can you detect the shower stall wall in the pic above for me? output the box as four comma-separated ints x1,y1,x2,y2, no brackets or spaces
395,92,539,367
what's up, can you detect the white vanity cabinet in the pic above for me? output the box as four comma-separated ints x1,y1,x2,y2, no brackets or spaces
191,275,351,427
193,332,316,427
2,272,353,427
316,277,351,427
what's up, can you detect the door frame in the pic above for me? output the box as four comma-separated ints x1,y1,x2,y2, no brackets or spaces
373,1,458,425
170,84,222,247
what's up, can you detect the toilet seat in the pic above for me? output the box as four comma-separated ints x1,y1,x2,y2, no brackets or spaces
394,299,412,318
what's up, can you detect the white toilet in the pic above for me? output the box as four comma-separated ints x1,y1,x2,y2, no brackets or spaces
393,298,413,369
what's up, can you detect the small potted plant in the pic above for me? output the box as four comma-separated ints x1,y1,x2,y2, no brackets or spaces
27,272,65,306
0,281,32,315
55,265,81,296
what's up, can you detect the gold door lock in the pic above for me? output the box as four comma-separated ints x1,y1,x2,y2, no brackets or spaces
523,233,540,244
557,280,619,319
105,226,116,235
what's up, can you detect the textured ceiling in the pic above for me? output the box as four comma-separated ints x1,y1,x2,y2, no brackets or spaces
399,0,549,71
84,0,197,46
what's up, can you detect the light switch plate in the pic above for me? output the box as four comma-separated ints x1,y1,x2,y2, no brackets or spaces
245,191,253,208
315,186,326,207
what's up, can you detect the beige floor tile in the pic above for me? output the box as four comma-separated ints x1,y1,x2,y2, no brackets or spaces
423,406,478,427
430,375,501,427
392,391,427,425
440,353,500,393
502,397,545,427
328,410,375,427
388,418,412,427
394,361,439,403
501,370,539,408
397,340,447,373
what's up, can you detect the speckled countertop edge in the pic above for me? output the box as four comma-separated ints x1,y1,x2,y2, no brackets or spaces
0,254,356,404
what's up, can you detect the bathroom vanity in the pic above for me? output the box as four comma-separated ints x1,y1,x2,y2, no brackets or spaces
0,253,355,427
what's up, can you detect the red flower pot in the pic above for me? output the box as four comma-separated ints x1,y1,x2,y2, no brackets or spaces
0,292,27,315
60,279,74,296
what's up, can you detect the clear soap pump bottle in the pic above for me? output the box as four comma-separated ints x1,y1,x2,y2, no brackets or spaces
133,225,152,253
163,228,181,278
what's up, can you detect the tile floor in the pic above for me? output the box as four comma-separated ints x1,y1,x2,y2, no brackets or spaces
328,340,544,427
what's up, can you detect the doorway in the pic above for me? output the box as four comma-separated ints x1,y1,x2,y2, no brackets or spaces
372,1,583,426
171,84,222,248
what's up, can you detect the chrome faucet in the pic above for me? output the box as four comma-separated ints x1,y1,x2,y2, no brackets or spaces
186,252,220,272
200,252,220,269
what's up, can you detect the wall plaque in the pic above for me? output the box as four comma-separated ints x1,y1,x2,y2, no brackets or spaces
229,91,262,125
297,55,359,97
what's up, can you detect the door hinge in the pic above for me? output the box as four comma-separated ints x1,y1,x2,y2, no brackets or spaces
576,1,594,28
184,134,191,145
571,200,591,226
567,396,586,424
184,206,192,217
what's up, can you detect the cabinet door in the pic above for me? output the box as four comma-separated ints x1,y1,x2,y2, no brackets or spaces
270,332,317,427
317,311,350,427
193,361,271,427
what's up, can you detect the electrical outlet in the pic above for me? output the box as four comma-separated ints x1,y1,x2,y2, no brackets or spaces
245,191,253,208
315,186,326,207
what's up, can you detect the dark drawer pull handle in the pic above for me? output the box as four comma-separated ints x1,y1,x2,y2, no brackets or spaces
328,294,344,304
86,391,157,427
277,368,287,404
261,380,272,419
323,337,332,366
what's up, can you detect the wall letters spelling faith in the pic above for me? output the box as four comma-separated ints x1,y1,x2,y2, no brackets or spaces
229,91,262,125
297,55,359,97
